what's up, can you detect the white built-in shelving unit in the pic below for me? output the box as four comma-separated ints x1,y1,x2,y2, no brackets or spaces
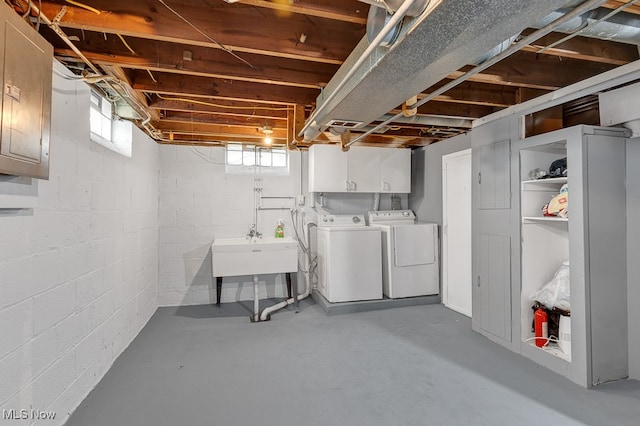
516,125,628,387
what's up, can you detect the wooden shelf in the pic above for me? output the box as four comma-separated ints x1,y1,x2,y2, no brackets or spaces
522,216,568,224
522,177,568,186
525,340,571,362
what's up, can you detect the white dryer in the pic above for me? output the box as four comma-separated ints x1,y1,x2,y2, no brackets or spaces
368,210,439,298
316,214,382,303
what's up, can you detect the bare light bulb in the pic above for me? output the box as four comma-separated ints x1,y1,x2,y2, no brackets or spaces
265,136,273,145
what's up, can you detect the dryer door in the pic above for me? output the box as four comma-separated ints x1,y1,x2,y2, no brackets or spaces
394,224,436,267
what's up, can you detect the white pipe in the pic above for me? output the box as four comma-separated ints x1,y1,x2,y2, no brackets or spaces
358,0,429,17
260,273,310,321
259,221,315,321
253,275,260,322
298,0,419,138
346,0,609,148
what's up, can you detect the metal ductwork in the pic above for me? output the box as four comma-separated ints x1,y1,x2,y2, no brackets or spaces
532,6,640,45
302,0,580,141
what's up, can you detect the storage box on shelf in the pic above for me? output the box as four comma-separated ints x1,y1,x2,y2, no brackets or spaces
516,125,628,387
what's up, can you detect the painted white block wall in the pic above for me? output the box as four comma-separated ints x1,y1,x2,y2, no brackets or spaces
0,62,159,424
158,145,303,306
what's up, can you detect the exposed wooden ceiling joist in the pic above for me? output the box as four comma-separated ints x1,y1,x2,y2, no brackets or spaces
37,0,364,63
14,0,640,148
225,0,368,24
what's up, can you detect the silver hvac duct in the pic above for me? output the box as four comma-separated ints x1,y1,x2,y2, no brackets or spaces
302,0,572,142
533,6,640,45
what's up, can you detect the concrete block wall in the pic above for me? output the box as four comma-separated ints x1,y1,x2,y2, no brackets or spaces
158,145,302,306
0,63,159,425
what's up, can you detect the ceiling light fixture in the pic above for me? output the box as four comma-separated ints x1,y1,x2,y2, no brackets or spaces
262,125,273,145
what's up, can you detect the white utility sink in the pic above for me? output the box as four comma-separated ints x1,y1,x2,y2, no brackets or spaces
211,237,298,277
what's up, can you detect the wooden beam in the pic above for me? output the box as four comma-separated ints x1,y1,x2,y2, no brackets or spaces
230,0,368,24
520,29,639,66
293,104,306,143
603,1,640,15
131,70,320,105
448,50,618,90
38,0,363,64
148,97,290,120
408,101,498,119
422,81,517,107
152,120,289,139
160,111,287,128
50,28,339,88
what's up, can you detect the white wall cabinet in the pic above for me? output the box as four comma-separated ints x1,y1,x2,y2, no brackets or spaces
348,146,381,192
308,144,349,192
308,144,411,193
380,148,411,193
516,125,628,387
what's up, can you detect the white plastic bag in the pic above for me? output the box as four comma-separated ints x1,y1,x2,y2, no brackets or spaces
531,260,570,311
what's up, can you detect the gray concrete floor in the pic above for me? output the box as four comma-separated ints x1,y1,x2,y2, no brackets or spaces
67,300,640,426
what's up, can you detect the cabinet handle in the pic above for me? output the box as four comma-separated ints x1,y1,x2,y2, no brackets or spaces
351,181,357,191
476,276,481,287
478,172,482,184
382,181,390,191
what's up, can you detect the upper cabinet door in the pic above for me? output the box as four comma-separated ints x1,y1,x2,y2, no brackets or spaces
308,144,349,192
379,148,411,193
347,146,380,192
475,140,511,210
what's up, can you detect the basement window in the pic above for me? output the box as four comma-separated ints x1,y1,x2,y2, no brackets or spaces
90,89,132,157
225,143,289,175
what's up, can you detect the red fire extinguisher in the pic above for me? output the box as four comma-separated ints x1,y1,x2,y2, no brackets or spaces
534,307,549,348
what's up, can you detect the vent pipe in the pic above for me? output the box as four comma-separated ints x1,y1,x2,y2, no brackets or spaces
358,0,431,17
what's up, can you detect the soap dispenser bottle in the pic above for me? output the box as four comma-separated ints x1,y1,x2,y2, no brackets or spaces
275,220,284,238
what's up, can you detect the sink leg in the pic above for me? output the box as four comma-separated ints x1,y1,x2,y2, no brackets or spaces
216,277,222,306
286,272,292,299
253,274,260,322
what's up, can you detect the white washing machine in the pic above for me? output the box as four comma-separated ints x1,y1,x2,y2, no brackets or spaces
368,210,439,298
316,214,382,303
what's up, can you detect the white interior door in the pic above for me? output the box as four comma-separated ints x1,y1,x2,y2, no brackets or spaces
442,149,472,317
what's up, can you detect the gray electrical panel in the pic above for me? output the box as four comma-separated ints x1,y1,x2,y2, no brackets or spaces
0,2,52,180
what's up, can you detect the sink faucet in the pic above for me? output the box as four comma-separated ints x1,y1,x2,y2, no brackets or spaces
247,225,262,239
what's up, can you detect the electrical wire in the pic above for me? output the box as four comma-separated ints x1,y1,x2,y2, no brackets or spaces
20,0,32,18
64,0,100,15
146,69,157,83
157,0,256,69
188,145,226,165
117,33,137,55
